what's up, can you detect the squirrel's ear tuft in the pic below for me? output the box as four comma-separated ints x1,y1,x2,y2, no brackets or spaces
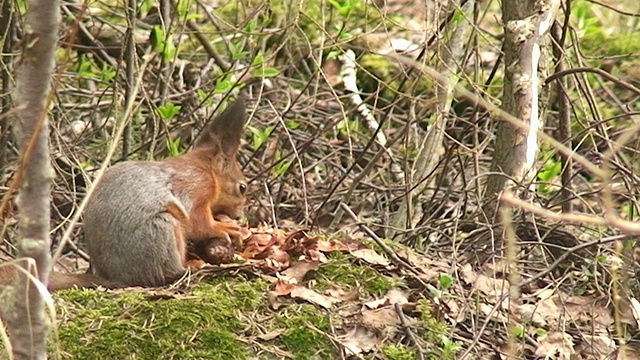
195,95,247,155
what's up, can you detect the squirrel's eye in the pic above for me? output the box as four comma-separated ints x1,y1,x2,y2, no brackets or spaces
239,183,247,194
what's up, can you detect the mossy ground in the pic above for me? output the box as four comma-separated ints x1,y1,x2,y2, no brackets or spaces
12,248,458,360
50,276,266,359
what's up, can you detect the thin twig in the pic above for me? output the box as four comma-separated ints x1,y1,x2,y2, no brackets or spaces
394,302,426,360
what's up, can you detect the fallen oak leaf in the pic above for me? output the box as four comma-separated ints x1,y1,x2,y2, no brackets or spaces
326,286,360,302
363,297,388,310
338,326,379,356
302,249,328,263
285,229,309,241
281,261,320,283
385,289,409,305
350,248,390,266
362,307,402,328
284,232,319,255
273,279,296,295
364,289,409,309
317,238,366,252
241,232,278,259
362,306,420,330
267,290,286,310
290,285,342,309
263,254,290,271
247,232,277,246
317,239,349,252
535,331,575,359
257,329,285,341
396,248,450,282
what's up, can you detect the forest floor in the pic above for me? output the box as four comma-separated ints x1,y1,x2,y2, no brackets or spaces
3,0,640,359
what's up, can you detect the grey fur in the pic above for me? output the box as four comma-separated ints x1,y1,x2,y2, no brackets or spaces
84,161,189,287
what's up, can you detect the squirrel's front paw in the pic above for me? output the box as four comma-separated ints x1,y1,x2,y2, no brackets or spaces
212,219,244,249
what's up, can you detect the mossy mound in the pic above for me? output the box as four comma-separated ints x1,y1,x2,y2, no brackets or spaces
38,248,459,360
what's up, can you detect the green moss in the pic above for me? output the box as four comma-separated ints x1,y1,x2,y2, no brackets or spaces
382,344,416,360
315,252,403,296
417,299,449,343
273,305,334,359
416,299,462,360
6,250,447,359
51,276,267,359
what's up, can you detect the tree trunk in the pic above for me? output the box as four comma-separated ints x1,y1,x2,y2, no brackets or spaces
389,0,475,237
482,0,561,222
3,0,60,359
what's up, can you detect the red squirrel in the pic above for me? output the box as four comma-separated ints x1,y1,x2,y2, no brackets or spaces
0,96,248,290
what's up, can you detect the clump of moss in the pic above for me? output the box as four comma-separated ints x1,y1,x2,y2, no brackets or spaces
51,275,267,359
9,244,456,359
382,344,417,360
314,251,403,296
272,305,335,359
417,299,461,359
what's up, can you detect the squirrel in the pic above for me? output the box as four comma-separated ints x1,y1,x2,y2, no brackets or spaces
0,95,248,291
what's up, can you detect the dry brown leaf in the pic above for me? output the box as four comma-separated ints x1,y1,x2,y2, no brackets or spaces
273,279,296,296
517,290,561,327
498,342,524,359
558,293,613,328
338,326,379,356
364,298,388,309
326,286,360,302
519,289,613,332
482,259,510,276
283,230,313,251
627,297,640,328
350,249,390,266
337,303,362,318
257,329,285,341
361,306,418,329
617,343,640,360
364,289,409,309
304,249,328,263
478,302,508,321
443,297,465,323
461,264,510,307
460,263,478,284
281,261,320,283
256,246,291,269
574,335,616,360
317,239,349,252
472,276,509,302
385,289,409,305
290,286,342,309
317,239,366,252
322,59,342,86
397,249,450,282
535,332,575,360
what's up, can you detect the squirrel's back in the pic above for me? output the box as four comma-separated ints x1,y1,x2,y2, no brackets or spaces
84,161,188,286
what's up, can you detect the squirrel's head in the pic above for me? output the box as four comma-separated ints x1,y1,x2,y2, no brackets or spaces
193,96,249,220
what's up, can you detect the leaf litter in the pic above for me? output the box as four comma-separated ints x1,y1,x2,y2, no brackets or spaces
83,221,629,359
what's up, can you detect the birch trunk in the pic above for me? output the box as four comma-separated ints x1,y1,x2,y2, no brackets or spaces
482,0,561,222
3,0,60,358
